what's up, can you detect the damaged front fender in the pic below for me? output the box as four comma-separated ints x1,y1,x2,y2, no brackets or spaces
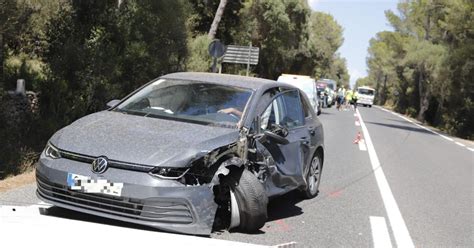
209,157,245,187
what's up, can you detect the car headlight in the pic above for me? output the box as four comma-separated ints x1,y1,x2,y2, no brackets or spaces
44,143,61,159
149,167,190,179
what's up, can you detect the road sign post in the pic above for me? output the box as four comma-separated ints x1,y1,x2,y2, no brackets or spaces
208,40,226,73
246,43,252,76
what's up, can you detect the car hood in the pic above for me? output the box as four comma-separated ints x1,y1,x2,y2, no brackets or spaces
50,111,239,167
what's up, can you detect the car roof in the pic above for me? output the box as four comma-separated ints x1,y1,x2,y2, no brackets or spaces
162,72,282,91
277,75,315,84
278,74,313,79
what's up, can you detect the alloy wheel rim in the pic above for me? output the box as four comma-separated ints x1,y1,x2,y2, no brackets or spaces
309,157,320,194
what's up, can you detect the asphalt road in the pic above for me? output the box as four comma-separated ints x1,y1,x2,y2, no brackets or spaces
1,106,472,247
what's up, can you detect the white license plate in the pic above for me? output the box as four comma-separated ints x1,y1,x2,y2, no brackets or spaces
66,173,123,197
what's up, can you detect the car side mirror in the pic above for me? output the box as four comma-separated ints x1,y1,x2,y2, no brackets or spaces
106,99,121,108
270,123,289,137
258,130,289,145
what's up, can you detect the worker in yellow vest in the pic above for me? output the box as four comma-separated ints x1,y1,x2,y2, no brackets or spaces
345,89,353,110
352,91,359,110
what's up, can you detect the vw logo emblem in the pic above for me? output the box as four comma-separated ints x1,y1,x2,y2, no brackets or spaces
92,156,108,174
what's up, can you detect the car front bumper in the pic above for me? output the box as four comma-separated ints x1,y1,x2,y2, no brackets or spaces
36,154,218,235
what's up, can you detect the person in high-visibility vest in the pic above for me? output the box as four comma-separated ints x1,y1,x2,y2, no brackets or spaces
352,90,359,110
345,89,353,110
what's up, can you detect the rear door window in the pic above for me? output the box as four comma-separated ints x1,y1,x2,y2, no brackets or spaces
358,88,374,95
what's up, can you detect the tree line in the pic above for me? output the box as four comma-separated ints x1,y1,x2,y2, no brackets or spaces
356,0,473,139
0,0,348,178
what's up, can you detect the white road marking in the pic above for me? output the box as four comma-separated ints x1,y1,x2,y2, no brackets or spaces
437,134,454,142
38,201,52,207
455,142,466,147
358,139,367,151
467,147,474,152
370,216,393,248
379,107,390,112
357,109,414,248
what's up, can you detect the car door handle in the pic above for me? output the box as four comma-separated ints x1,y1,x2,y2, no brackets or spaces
300,137,310,145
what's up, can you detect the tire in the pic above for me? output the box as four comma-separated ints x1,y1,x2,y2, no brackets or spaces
232,170,268,232
301,153,322,199
369,105,372,108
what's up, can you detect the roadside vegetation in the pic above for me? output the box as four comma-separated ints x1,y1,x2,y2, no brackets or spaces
0,0,348,179
356,0,473,139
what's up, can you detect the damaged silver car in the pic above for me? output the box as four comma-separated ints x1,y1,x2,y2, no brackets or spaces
36,72,324,235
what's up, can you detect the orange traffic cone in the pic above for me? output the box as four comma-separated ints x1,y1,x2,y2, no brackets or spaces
353,132,362,144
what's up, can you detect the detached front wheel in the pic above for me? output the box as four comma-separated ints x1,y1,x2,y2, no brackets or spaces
229,170,268,232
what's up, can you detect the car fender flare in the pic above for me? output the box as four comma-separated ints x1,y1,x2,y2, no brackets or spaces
209,157,244,187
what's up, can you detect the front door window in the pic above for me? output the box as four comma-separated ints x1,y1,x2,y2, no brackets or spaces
260,90,305,131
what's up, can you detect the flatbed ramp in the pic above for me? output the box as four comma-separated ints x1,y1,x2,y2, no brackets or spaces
0,205,296,248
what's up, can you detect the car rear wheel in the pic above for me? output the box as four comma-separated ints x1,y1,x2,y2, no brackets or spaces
301,153,322,199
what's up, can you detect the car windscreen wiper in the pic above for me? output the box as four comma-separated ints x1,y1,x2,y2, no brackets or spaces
114,108,147,117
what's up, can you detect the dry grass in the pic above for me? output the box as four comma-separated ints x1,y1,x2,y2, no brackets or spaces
0,147,39,180
0,168,36,193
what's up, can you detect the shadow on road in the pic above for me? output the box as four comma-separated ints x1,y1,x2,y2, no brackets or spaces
319,111,334,115
366,121,435,135
385,118,411,123
267,191,304,222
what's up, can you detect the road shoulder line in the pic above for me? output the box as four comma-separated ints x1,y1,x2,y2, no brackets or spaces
370,216,393,248
357,109,415,248
455,142,466,147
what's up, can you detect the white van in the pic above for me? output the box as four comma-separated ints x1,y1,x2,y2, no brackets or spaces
356,86,375,107
277,74,320,115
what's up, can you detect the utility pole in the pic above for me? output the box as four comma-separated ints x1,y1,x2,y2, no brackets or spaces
208,0,227,40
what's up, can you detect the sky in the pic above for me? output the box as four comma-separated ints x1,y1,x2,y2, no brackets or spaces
307,0,399,87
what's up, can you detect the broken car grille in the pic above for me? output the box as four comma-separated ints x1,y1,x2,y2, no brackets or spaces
36,175,193,224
